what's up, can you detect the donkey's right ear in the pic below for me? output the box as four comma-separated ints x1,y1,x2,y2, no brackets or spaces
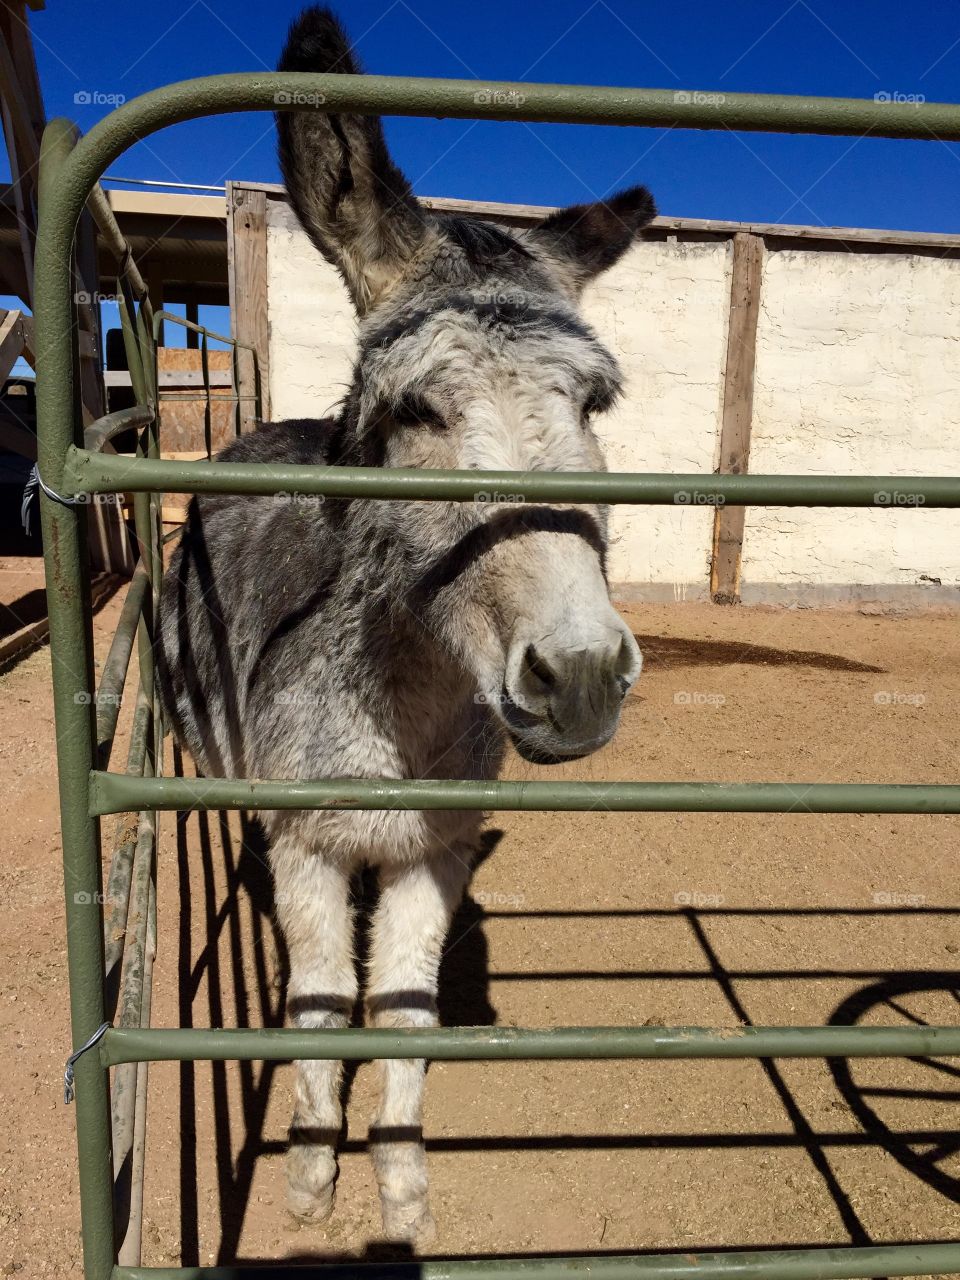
527,185,657,294
276,6,427,315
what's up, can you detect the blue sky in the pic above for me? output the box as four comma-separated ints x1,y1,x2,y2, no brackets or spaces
12,0,960,234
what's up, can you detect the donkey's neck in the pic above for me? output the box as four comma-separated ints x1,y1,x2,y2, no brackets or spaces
326,385,493,766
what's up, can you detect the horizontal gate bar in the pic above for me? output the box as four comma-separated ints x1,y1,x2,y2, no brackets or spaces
63,448,960,506
152,309,257,355
112,1240,960,1280
89,773,960,817
100,1024,960,1066
49,78,960,192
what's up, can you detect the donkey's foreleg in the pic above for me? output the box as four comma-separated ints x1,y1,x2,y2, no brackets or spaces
366,852,472,1244
273,840,357,1223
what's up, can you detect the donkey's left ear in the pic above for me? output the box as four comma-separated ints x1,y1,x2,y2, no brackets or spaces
527,185,657,292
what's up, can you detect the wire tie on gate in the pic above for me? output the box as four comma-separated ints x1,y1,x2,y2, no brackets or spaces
63,1022,111,1104
22,465,89,535
34,465,88,506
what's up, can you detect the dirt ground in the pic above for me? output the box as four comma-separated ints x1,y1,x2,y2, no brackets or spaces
2,562,959,1275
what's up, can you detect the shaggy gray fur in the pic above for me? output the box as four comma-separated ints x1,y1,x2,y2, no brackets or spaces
157,3,655,1243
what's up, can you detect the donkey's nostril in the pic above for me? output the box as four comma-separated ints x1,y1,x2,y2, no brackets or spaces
613,628,643,690
502,620,642,760
614,637,633,696
522,643,557,692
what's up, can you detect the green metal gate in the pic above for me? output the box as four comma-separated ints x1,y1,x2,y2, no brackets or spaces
36,71,960,1280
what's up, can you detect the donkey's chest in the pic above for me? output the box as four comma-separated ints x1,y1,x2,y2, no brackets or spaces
257,691,502,865
288,805,484,867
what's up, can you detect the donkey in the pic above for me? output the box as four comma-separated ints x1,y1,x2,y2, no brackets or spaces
157,4,654,1245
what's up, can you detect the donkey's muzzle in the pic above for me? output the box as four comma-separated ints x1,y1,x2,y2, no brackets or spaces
502,622,642,763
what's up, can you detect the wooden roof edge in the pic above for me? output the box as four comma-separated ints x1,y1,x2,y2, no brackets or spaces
241,180,960,252
104,189,226,219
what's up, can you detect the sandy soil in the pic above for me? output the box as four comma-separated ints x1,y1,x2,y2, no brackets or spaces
0,556,47,645
1,583,958,1275
1,561,129,1277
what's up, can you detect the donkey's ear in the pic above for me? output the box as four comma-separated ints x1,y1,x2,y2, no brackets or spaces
528,185,657,292
276,7,426,314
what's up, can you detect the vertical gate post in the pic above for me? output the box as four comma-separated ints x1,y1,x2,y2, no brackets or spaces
36,118,116,1280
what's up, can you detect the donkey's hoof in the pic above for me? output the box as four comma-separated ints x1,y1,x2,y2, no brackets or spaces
380,1196,437,1247
287,1180,335,1225
287,1145,337,1224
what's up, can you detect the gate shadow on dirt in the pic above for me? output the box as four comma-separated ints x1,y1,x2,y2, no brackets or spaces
828,973,960,1204
176,790,286,1265
173,777,960,1265
174,772,501,1266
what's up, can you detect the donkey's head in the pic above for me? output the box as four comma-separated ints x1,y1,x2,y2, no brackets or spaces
278,7,654,763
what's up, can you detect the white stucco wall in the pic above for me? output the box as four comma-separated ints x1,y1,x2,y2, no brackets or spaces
268,200,357,421
267,195,960,604
583,237,730,597
741,249,960,603
266,197,729,599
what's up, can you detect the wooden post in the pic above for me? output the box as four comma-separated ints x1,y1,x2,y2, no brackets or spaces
0,5,132,573
0,3,43,306
227,182,270,431
76,193,134,576
185,299,199,349
711,232,764,604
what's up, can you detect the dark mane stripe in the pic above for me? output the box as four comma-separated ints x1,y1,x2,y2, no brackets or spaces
440,216,533,265
362,295,593,354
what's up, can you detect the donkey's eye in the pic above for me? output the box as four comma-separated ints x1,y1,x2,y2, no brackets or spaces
391,396,445,429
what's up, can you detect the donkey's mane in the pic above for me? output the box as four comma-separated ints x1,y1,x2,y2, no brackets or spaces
440,216,533,266
361,294,595,355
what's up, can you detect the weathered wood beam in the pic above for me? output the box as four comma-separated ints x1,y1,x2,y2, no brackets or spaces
0,26,39,166
711,232,764,604
0,305,27,382
104,369,235,389
227,182,269,430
